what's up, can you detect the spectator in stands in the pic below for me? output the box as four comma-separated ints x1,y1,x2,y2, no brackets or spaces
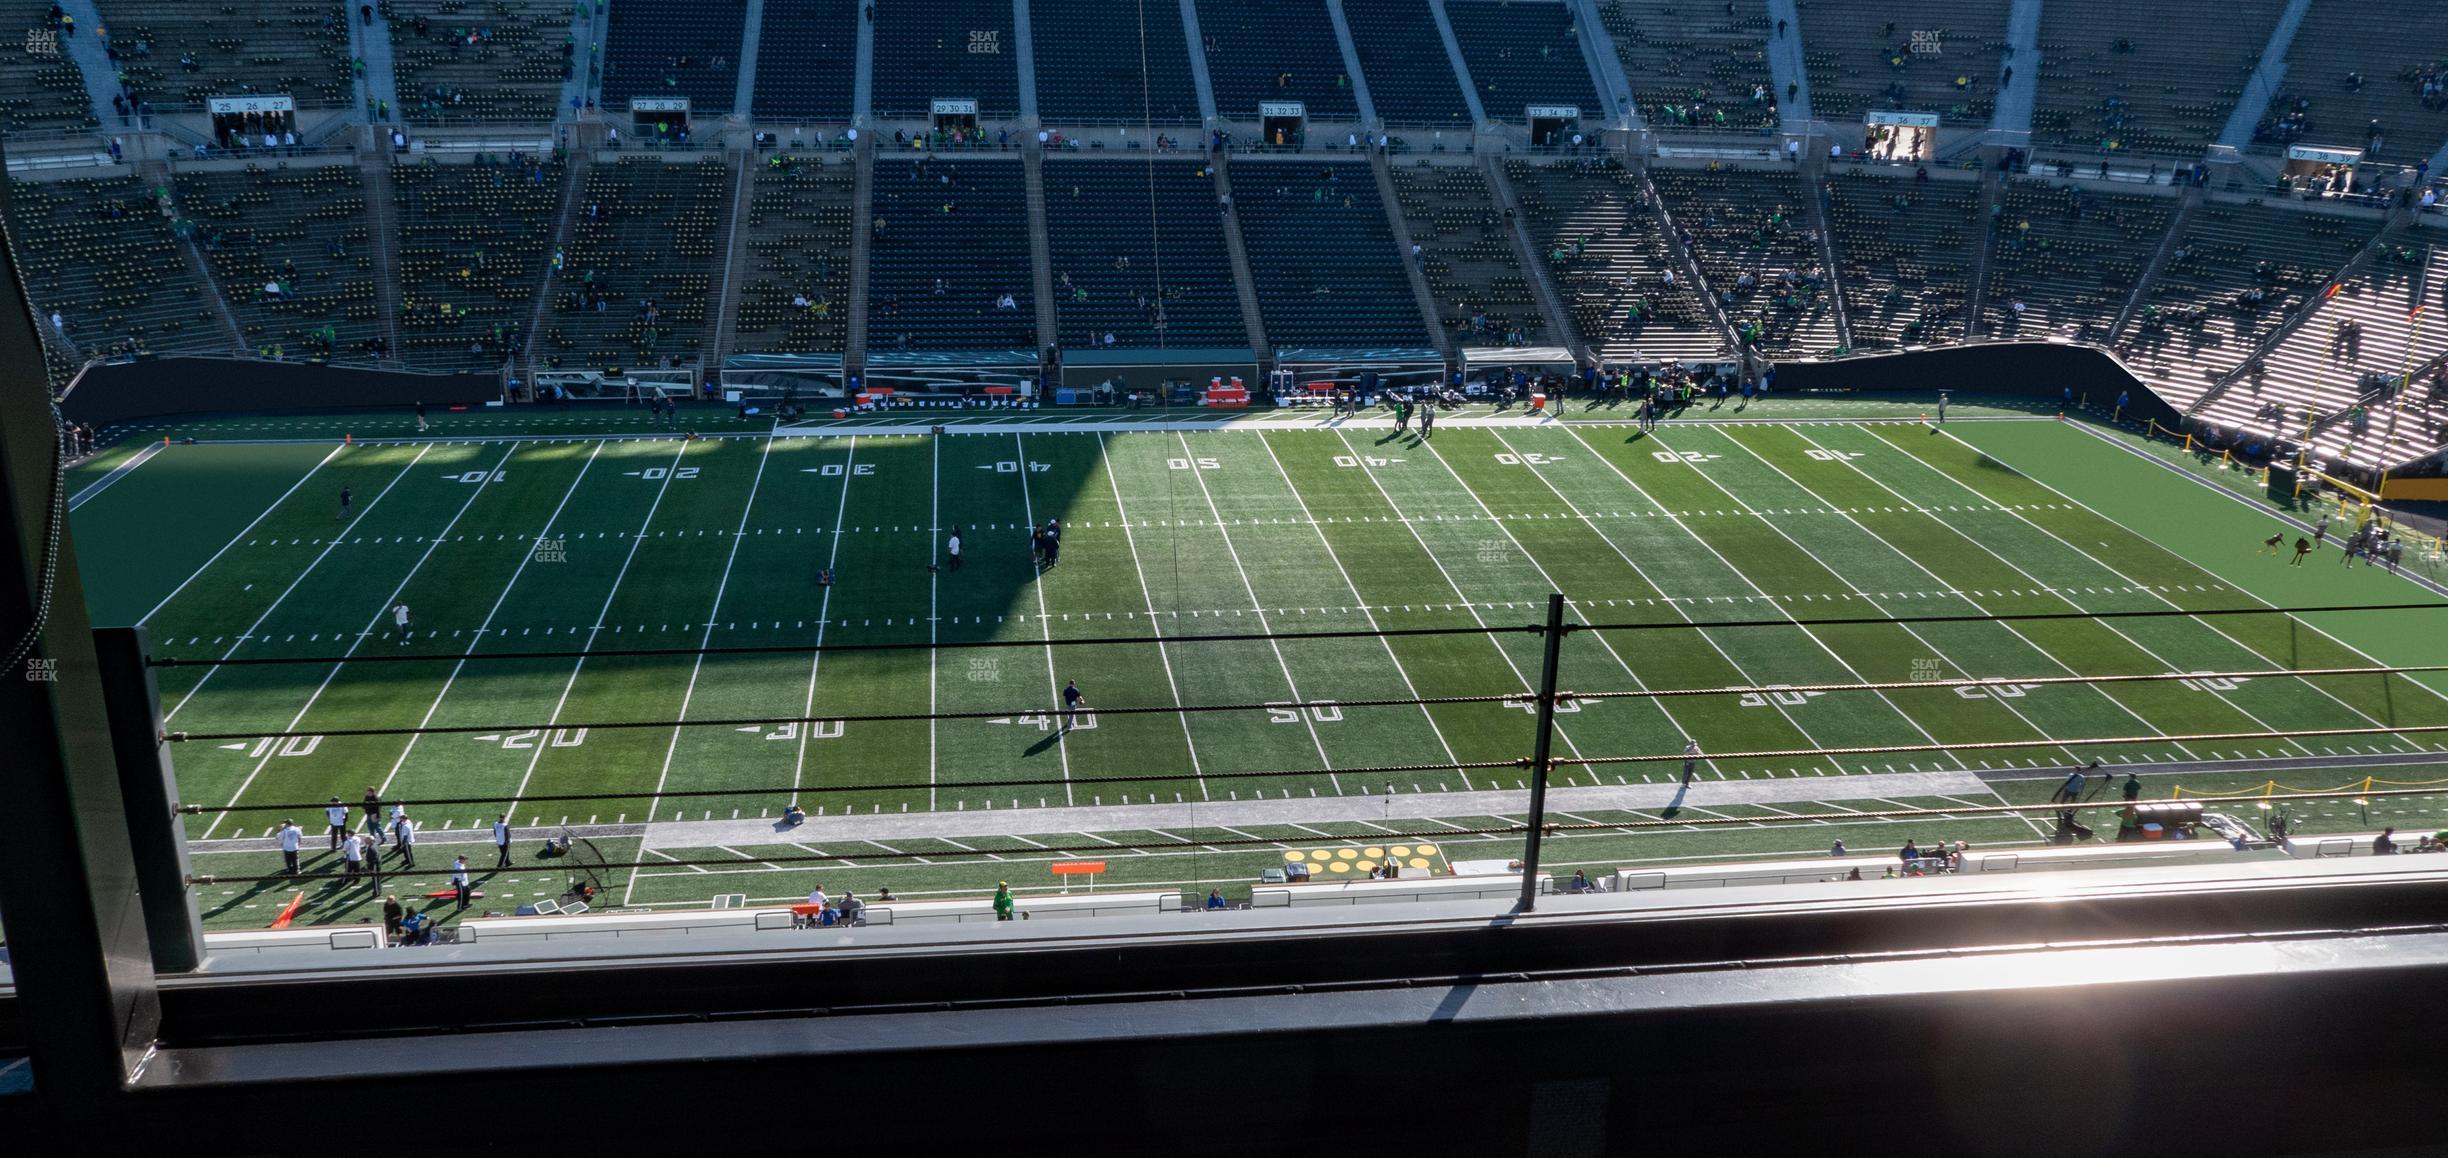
1899,839,1920,866
839,892,865,925
382,895,403,942
993,882,1015,921
1206,889,1228,909
2375,827,2398,855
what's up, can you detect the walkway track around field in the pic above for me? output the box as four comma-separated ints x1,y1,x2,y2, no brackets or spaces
178,745,2448,856
66,440,164,510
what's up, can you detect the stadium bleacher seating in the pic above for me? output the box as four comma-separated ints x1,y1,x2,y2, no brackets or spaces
2119,201,2383,407
1982,183,2176,342
748,0,857,121
1794,0,2006,126
2029,0,2283,159
1821,168,1979,347
1389,161,1545,346
1031,0,1201,125
1043,158,1244,349
2195,242,2448,470
544,155,730,368
2257,4,2448,162
386,0,576,123
598,1,744,114
1231,160,1426,346
101,0,355,109
1339,0,1472,129
1504,158,1722,361
391,155,561,371
0,2,99,134
1594,0,1775,134
870,0,1019,119
1650,166,1837,354
730,156,854,354
175,162,380,361
5,174,219,367
867,157,1035,351
1440,0,1602,126
1193,0,1359,123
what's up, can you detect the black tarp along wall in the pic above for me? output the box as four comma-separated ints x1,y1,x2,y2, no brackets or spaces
1768,342,2185,429
58,358,499,429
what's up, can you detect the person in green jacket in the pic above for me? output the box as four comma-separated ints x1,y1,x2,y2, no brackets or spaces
993,882,1015,921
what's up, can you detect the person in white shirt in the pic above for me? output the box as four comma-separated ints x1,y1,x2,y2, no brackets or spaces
450,856,472,908
393,602,411,645
276,819,303,875
325,796,353,848
807,885,829,910
946,528,963,572
493,814,513,868
340,831,364,875
392,812,417,869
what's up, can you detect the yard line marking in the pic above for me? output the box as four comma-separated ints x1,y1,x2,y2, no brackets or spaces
166,443,435,720
1776,424,2272,761
137,442,345,627
503,439,695,813
1415,435,1706,757
1511,426,1926,776
374,440,608,800
1012,435,1076,804
193,442,503,839
1327,427,1584,760
929,430,941,811
1651,426,2106,779
1165,431,1337,793
1921,423,2448,727
67,439,165,511
793,436,862,805
1093,433,1211,800
624,431,782,905
1249,431,1473,789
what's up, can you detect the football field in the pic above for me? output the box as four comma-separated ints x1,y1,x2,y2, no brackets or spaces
67,403,2448,926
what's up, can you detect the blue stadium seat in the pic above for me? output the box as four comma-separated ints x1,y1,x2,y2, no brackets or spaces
867,157,1036,350
1033,0,1202,124
872,0,1019,118
1442,0,1602,123
1194,0,1360,121
1233,161,1427,346
1044,159,1245,349
751,0,859,121
1341,0,1471,128
601,1,746,114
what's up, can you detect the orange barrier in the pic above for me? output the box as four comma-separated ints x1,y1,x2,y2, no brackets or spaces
268,891,305,929
1049,861,1107,875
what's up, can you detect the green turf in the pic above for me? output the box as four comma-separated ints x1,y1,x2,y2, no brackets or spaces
74,403,2448,929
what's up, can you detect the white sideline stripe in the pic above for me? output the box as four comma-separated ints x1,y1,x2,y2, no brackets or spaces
1166,430,1338,792
624,431,781,906
1650,424,2099,783
137,443,344,628
636,770,1996,847
1011,434,1076,804
929,431,941,811
1248,430,1473,790
165,443,432,721
1789,423,2275,758
67,439,163,511
1505,425,1931,776
1094,432,1212,799
373,441,607,798
1412,434,1696,760
194,443,503,839
503,439,696,810
1905,425,2442,730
